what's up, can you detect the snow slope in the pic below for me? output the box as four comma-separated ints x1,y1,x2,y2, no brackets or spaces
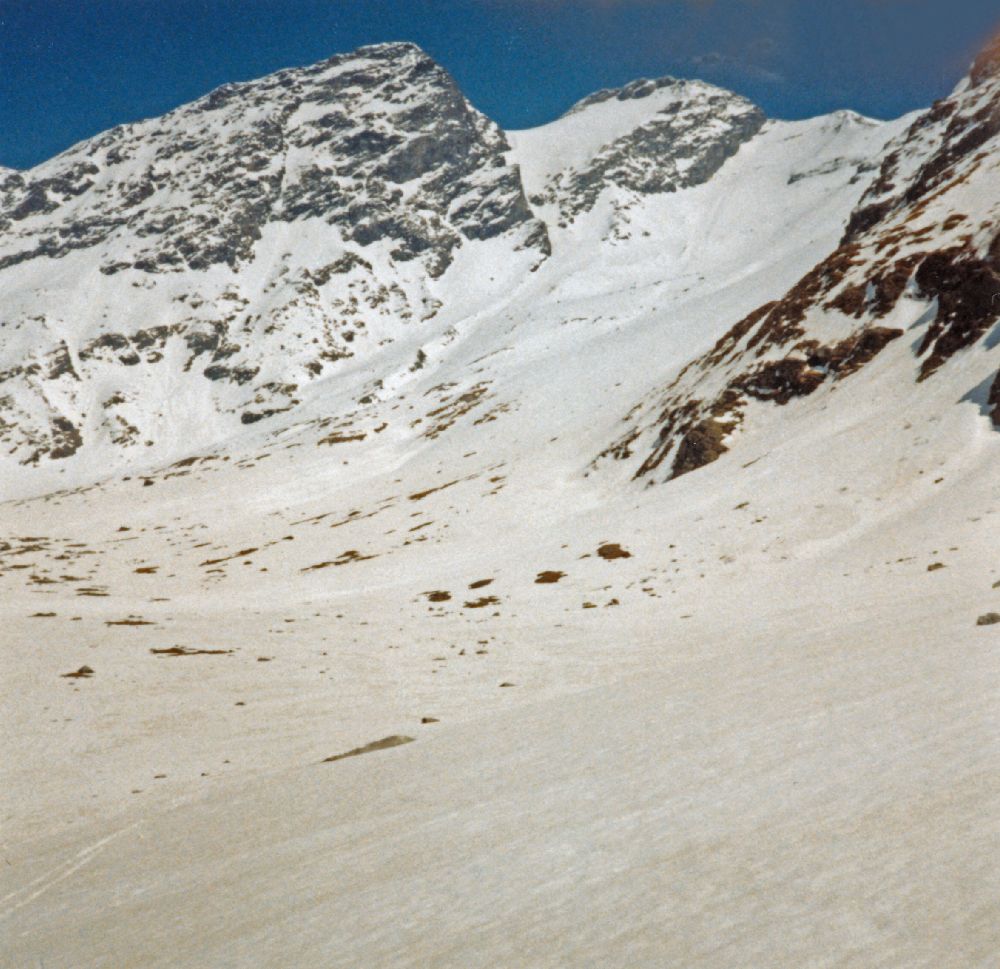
2,37,1000,969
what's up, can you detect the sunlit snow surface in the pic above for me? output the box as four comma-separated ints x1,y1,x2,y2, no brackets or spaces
2,45,999,969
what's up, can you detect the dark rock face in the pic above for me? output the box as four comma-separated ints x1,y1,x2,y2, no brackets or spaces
47,417,83,460
671,419,730,479
532,78,766,221
735,358,828,405
658,327,903,479
837,81,1000,378
914,245,1000,380
989,370,1000,427
844,49,1000,246
0,42,546,278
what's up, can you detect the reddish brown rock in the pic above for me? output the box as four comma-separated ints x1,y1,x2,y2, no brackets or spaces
970,32,1000,87
596,543,632,560
671,419,730,479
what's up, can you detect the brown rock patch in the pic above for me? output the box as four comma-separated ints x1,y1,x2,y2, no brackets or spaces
534,571,565,584
464,596,500,608
597,543,632,560
150,646,234,656
62,665,94,679
322,735,413,763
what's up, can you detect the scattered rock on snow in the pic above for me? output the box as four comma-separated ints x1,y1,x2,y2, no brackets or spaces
535,571,565,584
597,543,632,560
61,665,94,679
322,735,414,764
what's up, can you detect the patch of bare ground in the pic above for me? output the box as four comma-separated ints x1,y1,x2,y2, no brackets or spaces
302,549,375,570
423,591,452,602
423,383,490,439
329,509,381,529
597,543,632,560
534,571,565,584
317,430,366,446
61,666,94,679
105,617,154,626
409,479,460,502
322,735,413,764
464,596,500,609
200,547,259,566
150,646,234,656
474,401,514,426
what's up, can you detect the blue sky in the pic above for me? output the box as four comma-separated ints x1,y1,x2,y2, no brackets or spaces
2,0,998,170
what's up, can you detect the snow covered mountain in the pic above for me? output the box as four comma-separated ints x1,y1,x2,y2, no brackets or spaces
599,34,1000,484
0,44,906,491
510,77,765,224
0,42,546,469
3,35,1000,969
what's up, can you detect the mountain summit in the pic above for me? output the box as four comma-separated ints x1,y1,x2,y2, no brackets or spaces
0,42,545,278
511,76,765,223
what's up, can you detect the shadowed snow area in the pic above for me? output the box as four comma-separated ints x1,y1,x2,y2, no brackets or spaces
2,37,1000,969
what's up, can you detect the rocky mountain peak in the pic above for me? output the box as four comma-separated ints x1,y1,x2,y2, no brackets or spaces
0,42,551,468
0,41,546,279
842,37,1000,248
6,36,991,486
510,75,766,224
561,75,690,116
597,31,1000,487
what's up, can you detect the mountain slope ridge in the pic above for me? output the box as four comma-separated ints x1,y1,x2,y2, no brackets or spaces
0,42,913,492
599,53,1000,484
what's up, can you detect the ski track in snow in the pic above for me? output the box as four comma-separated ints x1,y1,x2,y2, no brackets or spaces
0,822,142,918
